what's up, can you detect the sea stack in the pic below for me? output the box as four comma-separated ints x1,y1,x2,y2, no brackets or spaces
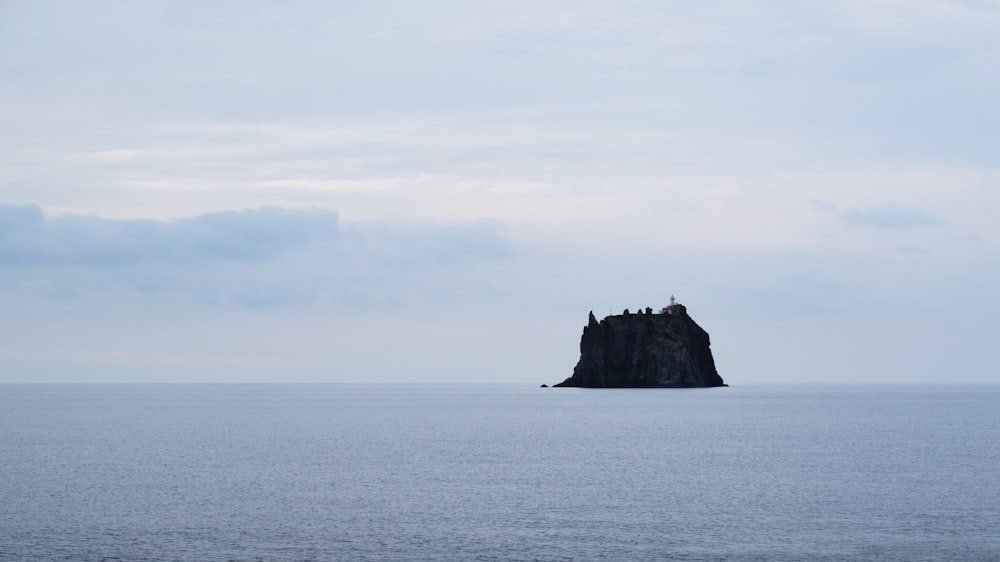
554,298,726,388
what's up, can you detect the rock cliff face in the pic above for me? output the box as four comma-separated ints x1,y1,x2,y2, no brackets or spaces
554,304,726,388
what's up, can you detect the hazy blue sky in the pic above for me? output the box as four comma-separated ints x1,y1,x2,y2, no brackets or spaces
2,0,998,383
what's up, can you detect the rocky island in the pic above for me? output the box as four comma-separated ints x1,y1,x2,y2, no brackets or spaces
554,298,726,388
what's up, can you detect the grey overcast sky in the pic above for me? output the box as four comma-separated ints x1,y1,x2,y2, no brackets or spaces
2,0,998,383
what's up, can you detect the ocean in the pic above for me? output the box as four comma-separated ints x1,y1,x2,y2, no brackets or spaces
1,384,998,561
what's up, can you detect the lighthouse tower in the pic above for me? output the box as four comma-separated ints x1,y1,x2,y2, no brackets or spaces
660,294,678,314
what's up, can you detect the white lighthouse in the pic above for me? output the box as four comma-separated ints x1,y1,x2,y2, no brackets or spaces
660,295,678,314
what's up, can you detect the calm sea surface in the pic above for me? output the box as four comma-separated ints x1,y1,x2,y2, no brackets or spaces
1,384,999,561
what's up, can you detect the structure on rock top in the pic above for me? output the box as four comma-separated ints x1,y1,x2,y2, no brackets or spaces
553,297,726,388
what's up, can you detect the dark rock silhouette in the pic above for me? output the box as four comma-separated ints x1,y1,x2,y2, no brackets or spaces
554,302,726,388
540,384,548,388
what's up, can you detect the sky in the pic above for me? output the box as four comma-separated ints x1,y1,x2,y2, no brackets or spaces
2,0,999,384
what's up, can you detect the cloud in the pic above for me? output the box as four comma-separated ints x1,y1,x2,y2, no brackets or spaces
0,204,340,266
0,204,513,308
842,203,941,228
5,0,1000,182
809,200,839,214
